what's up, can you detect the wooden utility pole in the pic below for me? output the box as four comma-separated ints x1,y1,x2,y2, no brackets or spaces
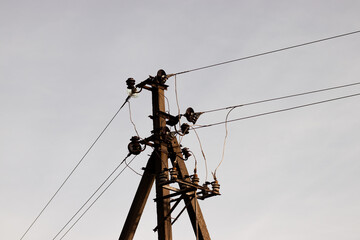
119,70,215,240
151,71,172,240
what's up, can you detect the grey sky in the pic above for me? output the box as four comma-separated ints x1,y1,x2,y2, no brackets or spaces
1,1,360,239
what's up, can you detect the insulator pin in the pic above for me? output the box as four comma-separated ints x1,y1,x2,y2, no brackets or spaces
181,147,191,160
192,173,200,185
180,123,190,135
126,78,136,89
128,136,142,155
154,69,167,84
211,180,220,194
201,182,210,197
184,107,203,124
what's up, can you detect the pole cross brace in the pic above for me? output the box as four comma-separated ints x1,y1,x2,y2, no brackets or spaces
154,179,220,201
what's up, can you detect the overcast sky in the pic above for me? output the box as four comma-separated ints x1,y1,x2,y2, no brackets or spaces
1,1,360,240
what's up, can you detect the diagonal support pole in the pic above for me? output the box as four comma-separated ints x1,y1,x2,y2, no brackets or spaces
118,152,157,240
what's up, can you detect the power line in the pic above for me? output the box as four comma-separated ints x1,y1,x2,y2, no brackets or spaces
124,158,143,177
20,96,131,240
201,81,360,114
193,93,360,130
58,155,138,240
52,153,131,240
174,30,360,76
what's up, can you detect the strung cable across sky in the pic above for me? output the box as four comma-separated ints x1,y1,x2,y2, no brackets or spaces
51,153,132,240
175,81,360,179
20,96,131,240
57,155,138,240
168,80,360,128
172,29,360,76
201,81,360,114
193,92,360,130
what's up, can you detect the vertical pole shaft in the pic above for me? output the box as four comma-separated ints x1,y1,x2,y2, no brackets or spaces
152,84,172,240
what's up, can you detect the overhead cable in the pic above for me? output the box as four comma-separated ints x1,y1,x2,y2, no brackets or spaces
52,153,132,240
193,93,360,130
174,30,360,76
20,96,131,240
124,158,143,176
202,81,360,114
58,155,138,240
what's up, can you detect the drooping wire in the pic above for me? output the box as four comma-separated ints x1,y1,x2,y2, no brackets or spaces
128,101,140,137
174,75,182,140
173,30,360,76
58,155,138,240
20,96,131,240
213,107,236,179
201,81,360,114
159,90,170,114
174,75,181,116
52,153,132,240
159,91,171,114
190,126,208,182
124,158,143,177
190,150,198,174
193,92,360,130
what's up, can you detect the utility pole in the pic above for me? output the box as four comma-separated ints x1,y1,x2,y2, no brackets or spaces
151,70,172,240
119,70,219,240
